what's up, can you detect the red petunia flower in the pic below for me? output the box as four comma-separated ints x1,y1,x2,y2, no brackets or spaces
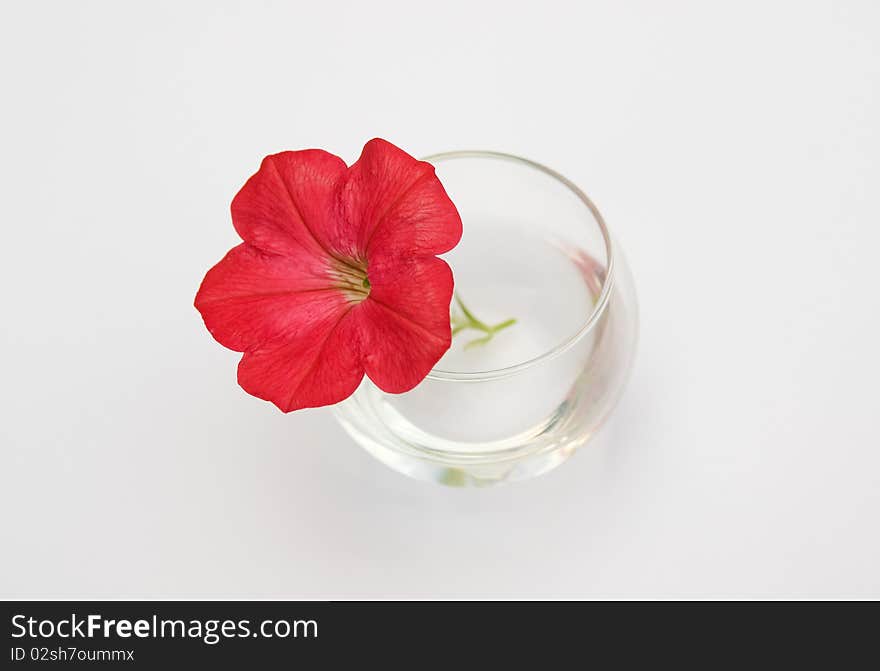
195,139,462,412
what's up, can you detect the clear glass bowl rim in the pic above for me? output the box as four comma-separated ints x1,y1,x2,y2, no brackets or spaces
421,149,616,383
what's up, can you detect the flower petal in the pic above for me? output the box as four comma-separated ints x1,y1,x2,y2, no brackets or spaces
342,138,462,261
231,150,349,258
358,256,454,393
237,308,363,412
195,243,345,352
198,140,464,412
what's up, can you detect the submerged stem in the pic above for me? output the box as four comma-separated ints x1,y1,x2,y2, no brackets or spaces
451,294,517,349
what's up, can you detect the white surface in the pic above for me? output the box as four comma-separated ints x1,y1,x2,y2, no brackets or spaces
1,1,878,598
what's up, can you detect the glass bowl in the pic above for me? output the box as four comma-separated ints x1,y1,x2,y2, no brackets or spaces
334,151,638,486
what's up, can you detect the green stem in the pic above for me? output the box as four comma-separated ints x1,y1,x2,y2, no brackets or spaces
451,294,517,349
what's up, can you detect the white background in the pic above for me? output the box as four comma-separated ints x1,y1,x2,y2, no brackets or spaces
2,1,878,598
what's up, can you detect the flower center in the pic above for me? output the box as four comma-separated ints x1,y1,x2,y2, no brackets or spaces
329,258,371,304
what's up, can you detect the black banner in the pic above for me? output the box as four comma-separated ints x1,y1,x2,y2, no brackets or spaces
1,601,876,666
